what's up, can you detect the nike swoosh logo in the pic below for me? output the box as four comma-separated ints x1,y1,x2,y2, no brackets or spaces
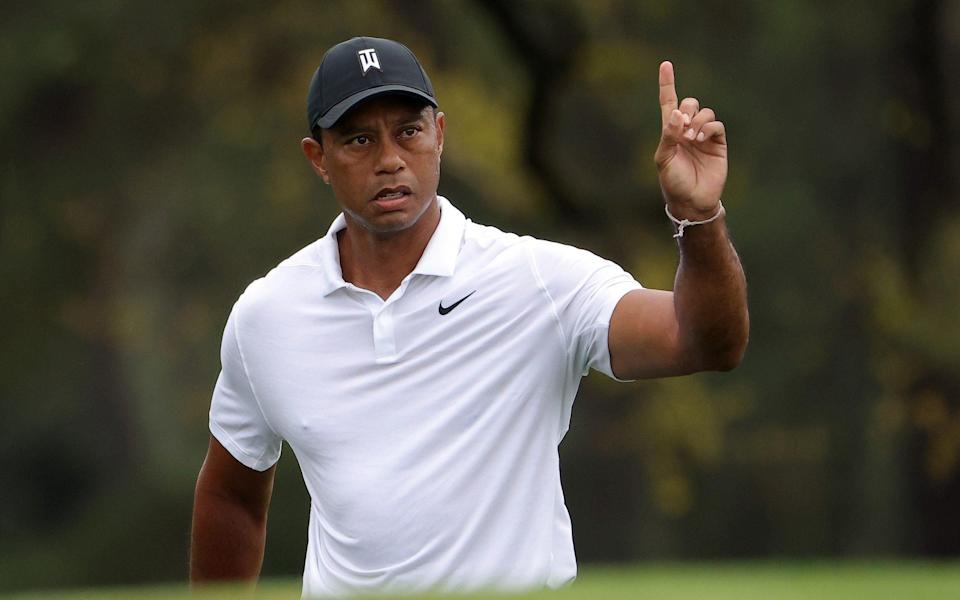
438,290,476,315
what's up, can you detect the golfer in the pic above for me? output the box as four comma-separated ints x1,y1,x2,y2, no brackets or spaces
190,36,748,598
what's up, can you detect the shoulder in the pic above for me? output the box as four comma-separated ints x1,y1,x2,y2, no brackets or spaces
459,220,542,280
233,238,328,318
525,237,607,267
276,238,324,269
459,218,617,275
462,218,521,249
460,219,581,258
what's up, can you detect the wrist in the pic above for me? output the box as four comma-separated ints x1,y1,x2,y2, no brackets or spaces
665,201,725,238
665,201,722,221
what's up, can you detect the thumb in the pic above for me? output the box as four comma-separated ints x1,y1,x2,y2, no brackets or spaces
654,109,684,169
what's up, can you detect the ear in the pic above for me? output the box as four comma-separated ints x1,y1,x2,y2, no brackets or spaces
301,137,330,184
434,111,445,157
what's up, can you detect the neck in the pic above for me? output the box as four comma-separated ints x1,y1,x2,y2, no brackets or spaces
337,199,441,300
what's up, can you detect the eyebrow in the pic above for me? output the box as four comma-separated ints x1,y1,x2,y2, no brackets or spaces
332,108,430,139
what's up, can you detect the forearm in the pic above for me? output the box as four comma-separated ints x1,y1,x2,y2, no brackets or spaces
673,214,749,370
190,484,268,583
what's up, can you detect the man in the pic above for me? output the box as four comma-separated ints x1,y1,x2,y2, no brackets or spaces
190,36,747,597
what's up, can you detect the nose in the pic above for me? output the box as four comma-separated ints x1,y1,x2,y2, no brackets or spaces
375,137,405,175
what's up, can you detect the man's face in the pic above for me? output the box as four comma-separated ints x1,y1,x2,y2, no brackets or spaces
302,96,445,237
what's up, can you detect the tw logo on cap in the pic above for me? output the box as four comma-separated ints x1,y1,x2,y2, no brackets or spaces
357,48,381,75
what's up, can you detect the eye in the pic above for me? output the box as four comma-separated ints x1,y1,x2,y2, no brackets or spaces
400,126,421,138
349,135,371,146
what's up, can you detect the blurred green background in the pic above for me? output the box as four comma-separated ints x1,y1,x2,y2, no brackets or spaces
2,0,959,595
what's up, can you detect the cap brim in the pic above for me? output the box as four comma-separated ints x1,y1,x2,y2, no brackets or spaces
316,85,438,129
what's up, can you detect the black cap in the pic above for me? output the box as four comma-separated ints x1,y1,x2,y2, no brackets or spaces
307,36,438,131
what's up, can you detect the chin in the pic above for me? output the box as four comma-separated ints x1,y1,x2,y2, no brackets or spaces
366,198,436,234
370,217,416,235
349,210,415,236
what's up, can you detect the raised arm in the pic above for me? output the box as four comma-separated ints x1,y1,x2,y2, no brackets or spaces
190,436,276,584
608,61,748,379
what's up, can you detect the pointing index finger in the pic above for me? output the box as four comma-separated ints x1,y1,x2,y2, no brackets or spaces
659,61,678,127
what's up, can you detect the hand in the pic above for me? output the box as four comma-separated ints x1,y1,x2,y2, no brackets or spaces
654,61,727,218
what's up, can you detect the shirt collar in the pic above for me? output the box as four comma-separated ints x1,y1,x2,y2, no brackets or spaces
315,196,466,296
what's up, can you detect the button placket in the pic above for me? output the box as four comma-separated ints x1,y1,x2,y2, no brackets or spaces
372,280,410,364
372,303,398,362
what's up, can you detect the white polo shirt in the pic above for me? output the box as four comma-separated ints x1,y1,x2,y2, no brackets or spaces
209,197,642,598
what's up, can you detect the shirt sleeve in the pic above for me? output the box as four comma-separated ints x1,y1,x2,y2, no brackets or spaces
208,301,282,471
528,239,643,380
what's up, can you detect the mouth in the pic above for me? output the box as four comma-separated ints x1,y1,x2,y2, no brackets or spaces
371,186,412,210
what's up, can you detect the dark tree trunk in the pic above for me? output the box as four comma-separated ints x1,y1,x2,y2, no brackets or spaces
474,0,594,228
